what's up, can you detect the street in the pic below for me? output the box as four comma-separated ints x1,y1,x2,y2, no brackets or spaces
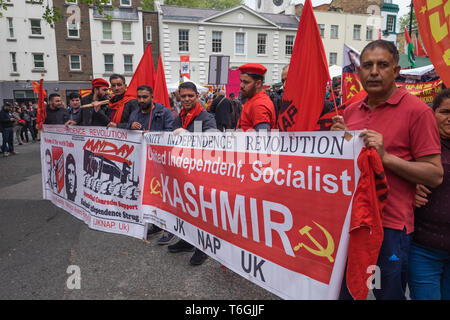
0,141,278,300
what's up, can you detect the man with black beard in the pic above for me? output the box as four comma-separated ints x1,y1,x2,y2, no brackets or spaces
127,85,174,131
65,78,111,127
128,85,175,244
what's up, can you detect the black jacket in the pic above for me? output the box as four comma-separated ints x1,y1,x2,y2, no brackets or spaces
74,105,111,127
0,109,15,129
44,106,69,125
210,95,232,128
108,94,139,129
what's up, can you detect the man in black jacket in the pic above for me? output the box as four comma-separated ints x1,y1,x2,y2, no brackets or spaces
210,90,232,131
66,78,111,127
44,93,69,125
0,104,17,156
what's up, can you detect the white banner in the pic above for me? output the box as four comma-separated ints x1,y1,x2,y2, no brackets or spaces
40,127,365,299
40,125,145,239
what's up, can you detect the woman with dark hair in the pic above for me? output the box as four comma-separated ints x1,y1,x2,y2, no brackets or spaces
409,88,450,300
65,153,77,201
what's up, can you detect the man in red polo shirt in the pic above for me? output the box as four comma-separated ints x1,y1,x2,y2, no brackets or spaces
237,63,276,131
332,40,443,299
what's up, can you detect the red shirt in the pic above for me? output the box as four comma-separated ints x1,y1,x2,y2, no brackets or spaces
344,88,441,234
239,91,276,130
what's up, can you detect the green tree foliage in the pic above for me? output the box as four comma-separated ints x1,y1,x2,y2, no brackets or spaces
399,11,418,32
164,0,242,10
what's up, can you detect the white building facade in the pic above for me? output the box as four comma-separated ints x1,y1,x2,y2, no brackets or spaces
314,10,382,67
89,5,144,84
157,4,299,86
0,0,59,104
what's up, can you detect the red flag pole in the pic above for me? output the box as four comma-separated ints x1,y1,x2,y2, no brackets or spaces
36,79,46,130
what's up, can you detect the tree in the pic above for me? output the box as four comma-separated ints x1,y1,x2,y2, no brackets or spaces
164,0,242,10
398,10,418,32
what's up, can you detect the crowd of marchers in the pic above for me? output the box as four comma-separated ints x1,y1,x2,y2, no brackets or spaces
1,40,449,300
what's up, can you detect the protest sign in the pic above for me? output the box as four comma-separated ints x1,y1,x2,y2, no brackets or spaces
41,125,145,239
141,131,365,299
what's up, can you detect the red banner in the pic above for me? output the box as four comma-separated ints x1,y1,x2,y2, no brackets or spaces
414,0,450,87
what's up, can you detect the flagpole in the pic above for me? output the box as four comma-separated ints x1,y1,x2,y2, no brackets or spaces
408,0,413,35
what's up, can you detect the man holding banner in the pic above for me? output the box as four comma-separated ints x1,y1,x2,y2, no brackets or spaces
168,81,216,265
66,78,111,127
332,40,443,300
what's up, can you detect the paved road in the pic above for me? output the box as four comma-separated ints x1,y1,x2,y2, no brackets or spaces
0,141,278,300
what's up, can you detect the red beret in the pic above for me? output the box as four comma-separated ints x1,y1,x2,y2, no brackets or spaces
92,78,109,88
238,63,267,76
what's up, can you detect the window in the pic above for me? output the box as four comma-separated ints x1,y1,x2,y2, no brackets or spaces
329,52,337,65
235,32,245,54
386,15,396,33
10,52,17,72
102,21,112,40
366,26,373,40
353,25,361,40
33,53,44,69
7,17,14,38
120,0,131,6
178,29,189,52
104,54,114,73
122,23,132,41
124,55,133,73
145,26,152,42
67,19,79,38
212,31,222,53
285,35,294,55
318,24,325,38
69,55,81,71
330,25,339,39
30,19,41,35
257,33,267,55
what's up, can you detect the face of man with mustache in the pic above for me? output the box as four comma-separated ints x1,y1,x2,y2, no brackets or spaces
357,47,400,101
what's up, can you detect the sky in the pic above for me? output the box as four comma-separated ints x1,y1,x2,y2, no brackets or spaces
244,0,413,18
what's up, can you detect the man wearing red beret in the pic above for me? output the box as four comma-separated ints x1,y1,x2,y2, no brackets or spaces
65,78,111,127
237,63,276,131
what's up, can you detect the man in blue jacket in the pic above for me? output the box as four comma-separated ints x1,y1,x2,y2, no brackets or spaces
128,85,175,245
127,85,174,132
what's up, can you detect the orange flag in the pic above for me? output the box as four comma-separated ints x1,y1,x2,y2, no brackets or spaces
153,54,171,109
414,0,450,86
277,0,330,131
32,80,47,99
125,43,156,99
36,79,46,130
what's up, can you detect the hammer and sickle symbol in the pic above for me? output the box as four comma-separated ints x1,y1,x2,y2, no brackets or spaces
150,177,162,197
294,221,335,263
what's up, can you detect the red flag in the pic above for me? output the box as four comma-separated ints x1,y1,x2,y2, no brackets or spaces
153,54,171,109
36,79,46,130
78,88,92,98
125,43,156,99
32,80,47,99
414,36,427,57
277,0,330,131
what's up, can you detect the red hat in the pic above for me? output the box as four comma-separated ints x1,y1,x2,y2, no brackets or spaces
238,63,267,76
92,78,109,88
